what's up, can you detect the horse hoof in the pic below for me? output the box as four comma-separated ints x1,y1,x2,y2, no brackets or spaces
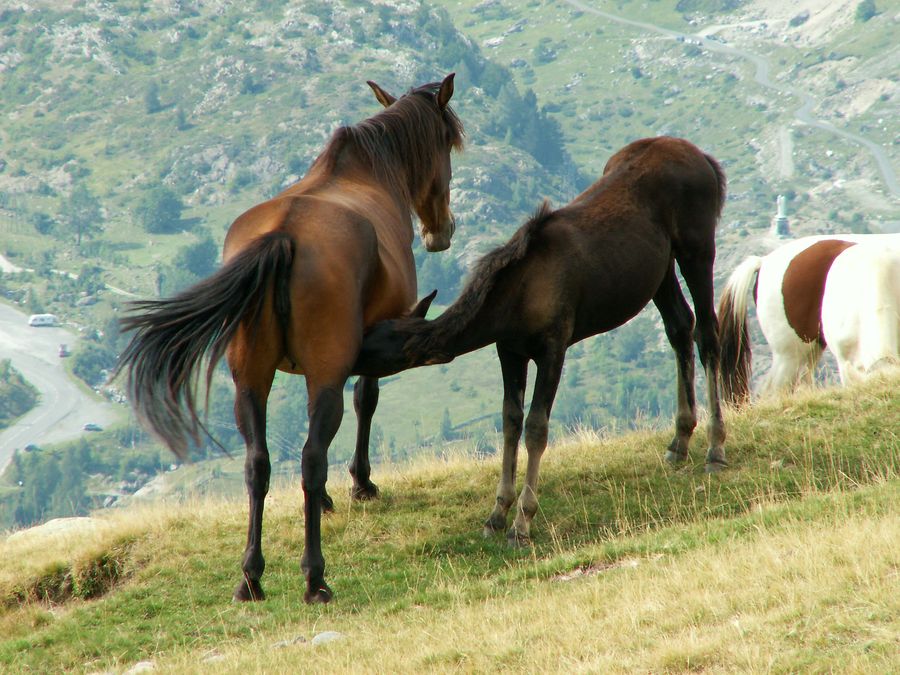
321,492,336,513
233,578,265,602
304,583,333,605
350,482,379,501
506,530,531,548
705,459,728,474
483,515,506,538
665,450,688,464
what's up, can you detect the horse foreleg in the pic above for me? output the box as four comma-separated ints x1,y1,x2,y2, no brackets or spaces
508,344,565,547
484,344,527,537
300,384,344,604
653,266,697,463
233,383,274,602
349,376,380,501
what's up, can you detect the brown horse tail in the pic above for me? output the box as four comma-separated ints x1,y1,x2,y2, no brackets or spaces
115,231,295,459
717,254,762,406
704,152,728,218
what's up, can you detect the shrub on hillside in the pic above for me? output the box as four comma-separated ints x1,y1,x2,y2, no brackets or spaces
71,342,116,388
0,359,38,428
855,0,877,22
133,187,185,234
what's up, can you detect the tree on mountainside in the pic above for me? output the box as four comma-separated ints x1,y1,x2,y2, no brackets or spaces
134,186,185,234
144,81,162,113
175,233,218,278
487,83,572,173
855,0,877,21
63,183,103,247
32,211,55,235
71,341,116,387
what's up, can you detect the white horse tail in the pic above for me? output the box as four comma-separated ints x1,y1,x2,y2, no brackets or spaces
717,255,764,405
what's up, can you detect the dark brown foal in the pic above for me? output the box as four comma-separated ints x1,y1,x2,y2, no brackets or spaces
356,136,728,545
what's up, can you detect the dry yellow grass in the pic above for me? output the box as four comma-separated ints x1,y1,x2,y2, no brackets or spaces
155,489,897,673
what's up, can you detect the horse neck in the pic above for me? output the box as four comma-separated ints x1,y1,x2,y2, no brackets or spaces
405,302,498,366
285,152,416,246
337,120,434,217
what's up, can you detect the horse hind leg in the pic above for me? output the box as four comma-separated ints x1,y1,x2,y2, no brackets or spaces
299,380,345,604
349,376,380,501
652,264,698,464
484,344,527,537
764,342,820,395
678,254,728,470
231,362,277,602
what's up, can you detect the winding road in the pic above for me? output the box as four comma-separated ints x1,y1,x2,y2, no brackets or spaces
563,0,899,200
0,302,118,475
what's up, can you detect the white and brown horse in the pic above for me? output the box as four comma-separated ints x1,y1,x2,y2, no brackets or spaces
718,233,900,403
822,243,900,385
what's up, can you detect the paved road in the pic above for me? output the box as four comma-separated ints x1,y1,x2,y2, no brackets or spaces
562,0,899,200
0,302,118,475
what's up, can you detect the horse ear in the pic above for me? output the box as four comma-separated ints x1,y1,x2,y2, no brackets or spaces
367,80,397,108
437,73,455,110
409,290,437,318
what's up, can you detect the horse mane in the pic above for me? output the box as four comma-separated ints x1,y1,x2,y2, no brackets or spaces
403,200,555,360
316,82,464,204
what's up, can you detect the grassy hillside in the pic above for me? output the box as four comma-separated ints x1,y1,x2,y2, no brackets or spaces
1,374,897,672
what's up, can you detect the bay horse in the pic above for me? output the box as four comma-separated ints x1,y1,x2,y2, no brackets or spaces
356,136,728,546
116,74,463,604
717,233,900,404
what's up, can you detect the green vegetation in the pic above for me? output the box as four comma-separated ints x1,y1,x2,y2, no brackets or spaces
0,375,897,672
132,187,185,235
856,0,877,22
0,360,37,429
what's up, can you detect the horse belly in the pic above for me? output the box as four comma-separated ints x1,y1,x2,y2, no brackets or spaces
572,267,664,342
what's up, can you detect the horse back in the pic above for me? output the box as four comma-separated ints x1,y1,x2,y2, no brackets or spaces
596,137,724,247
223,186,418,335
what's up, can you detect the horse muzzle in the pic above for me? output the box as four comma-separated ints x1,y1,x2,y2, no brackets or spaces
423,216,455,252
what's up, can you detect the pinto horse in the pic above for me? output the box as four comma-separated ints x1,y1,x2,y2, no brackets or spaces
116,74,463,604
823,243,900,384
356,136,728,545
717,233,900,404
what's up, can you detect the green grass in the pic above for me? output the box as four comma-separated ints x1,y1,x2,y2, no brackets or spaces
1,374,898,672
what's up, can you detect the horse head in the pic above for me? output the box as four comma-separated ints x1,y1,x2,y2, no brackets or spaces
354,290,439,377
368,73,461,252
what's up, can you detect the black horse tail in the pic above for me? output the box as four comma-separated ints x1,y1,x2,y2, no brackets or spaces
115,231,295,459
717,254,762,406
